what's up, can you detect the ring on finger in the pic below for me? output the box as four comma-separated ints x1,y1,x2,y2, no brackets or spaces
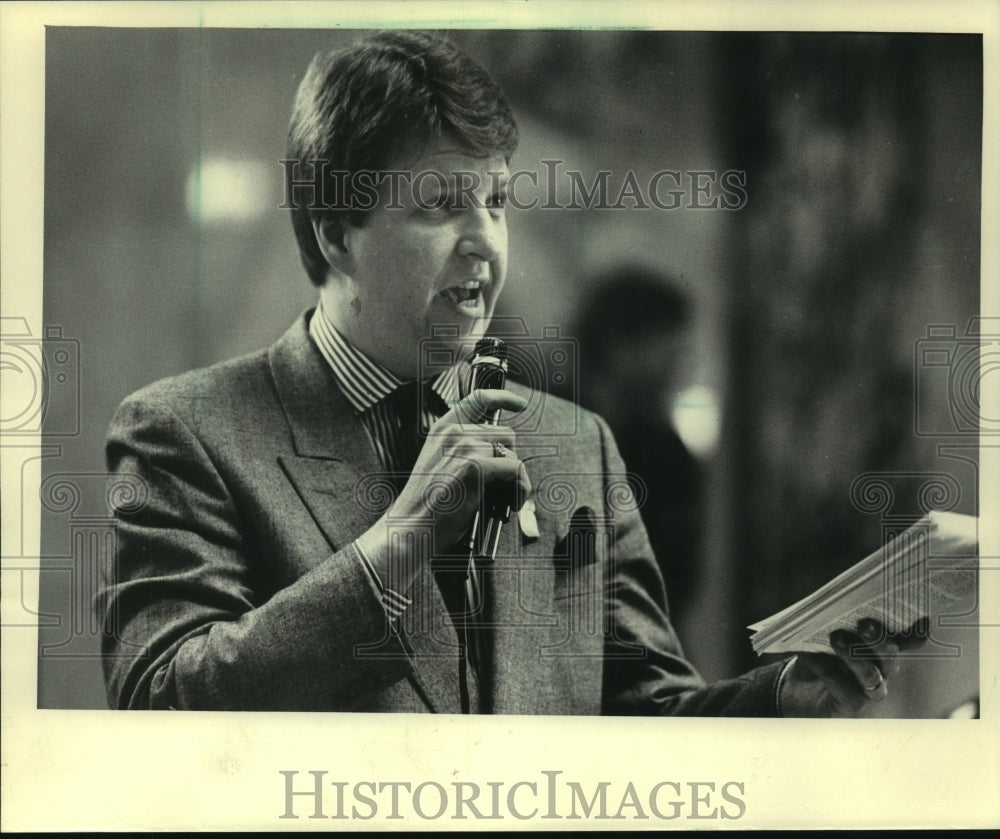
863,671,884,692
492,441,509,458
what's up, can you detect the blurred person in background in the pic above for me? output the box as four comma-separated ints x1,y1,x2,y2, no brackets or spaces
573,267,703,631
97,29,916,716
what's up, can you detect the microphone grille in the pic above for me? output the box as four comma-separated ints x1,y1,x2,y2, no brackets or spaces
472,337,507,362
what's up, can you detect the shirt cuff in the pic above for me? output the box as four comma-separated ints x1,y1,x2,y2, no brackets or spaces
354,539,413,622
774,655,799,717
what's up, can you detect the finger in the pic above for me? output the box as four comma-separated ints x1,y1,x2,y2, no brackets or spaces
796,652,867,716
847,637,902,680
442,433,516,462
442,441,525,512
438,446,527,503
475,425,518,452
432,418,515,454
455,388,528,424
854,618,909,677
857,616,928,651
857,618,885,645
893,616,930,650
830,631,889,699
878,640,901,680
480,452,531,506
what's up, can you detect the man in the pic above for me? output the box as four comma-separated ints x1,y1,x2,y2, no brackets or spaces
99,30,907,715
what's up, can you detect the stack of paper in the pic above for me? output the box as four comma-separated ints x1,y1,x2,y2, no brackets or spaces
748,510,979,655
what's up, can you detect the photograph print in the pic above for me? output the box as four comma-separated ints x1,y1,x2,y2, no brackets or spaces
27,26,985,721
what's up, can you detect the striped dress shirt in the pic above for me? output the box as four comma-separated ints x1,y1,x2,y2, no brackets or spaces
308,302,466,620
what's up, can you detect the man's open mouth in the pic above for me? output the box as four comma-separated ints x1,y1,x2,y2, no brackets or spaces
439,281,483,305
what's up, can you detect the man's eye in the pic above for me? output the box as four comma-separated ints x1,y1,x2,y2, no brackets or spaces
415,193,449,212
420,194,466,211
416,192,505,214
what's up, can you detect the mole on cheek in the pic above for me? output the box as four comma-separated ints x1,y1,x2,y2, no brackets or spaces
350,297,362,315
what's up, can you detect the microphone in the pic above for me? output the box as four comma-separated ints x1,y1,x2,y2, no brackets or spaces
465,337,510,562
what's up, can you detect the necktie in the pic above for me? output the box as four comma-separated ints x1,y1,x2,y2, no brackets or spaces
389,379,426,477
389,379,484,710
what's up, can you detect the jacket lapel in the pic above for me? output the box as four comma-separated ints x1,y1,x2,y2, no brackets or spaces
267,312,464,714
477,447,606,714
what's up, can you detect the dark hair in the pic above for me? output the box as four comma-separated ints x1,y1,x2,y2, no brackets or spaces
287,30,520,285
575,265,692,371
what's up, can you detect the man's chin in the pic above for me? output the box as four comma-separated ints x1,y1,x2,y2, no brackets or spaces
425,316,491,342
418,322,488,375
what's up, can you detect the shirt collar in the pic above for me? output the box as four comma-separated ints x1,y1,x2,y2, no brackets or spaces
308,300,465,414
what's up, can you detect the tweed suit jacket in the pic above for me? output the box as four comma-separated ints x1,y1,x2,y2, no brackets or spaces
100,311,784,714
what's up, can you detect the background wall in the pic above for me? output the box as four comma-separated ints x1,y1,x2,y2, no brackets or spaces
35,28,981,714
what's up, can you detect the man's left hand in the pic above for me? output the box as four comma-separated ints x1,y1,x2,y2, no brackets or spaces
779,618,925,717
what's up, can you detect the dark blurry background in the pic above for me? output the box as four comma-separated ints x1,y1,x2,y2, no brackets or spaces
37,28,981,714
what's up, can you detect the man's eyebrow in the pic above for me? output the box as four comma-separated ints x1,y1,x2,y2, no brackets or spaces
438,172,510,187
425,148,469,157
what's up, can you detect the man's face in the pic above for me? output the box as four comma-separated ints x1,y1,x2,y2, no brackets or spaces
332,135,510,378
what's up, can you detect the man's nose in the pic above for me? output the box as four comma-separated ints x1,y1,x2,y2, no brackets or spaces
456,207,504,263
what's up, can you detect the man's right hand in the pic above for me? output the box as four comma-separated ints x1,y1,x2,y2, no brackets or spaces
355,388,531,591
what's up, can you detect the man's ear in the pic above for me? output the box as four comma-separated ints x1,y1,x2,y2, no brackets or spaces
312,213,352,274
